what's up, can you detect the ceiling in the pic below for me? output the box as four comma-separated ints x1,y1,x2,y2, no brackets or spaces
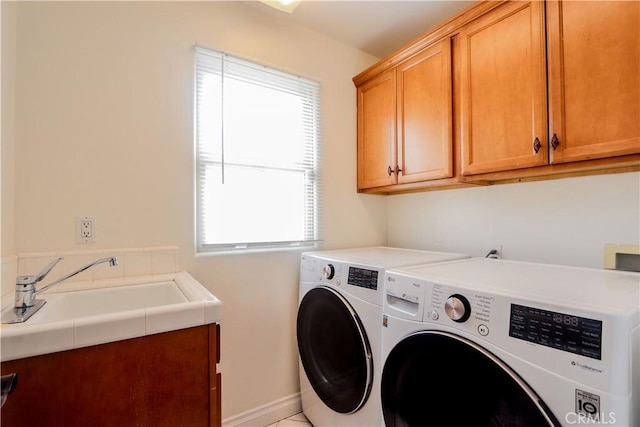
251,1,475,58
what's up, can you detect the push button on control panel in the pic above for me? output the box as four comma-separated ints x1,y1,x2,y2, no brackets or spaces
477,324,489,336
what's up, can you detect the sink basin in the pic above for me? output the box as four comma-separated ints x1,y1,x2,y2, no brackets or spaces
26,281,188,324
0,272,221,362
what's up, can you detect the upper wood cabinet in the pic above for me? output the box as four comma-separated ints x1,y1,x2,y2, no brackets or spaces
546,1,640,164
460,1,548,176
397,39,453,184
353,0,639,193
461,0,639,177
357,69,397,189
357,38,454,190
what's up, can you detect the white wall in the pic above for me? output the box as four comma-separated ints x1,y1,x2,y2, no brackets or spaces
6,0,638,422
1,1,16,257
388,172,640,268
6,1,385,418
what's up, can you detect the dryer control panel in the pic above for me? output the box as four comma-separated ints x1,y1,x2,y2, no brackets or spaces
347,267,379,290
320,263,381,291
300,256,386,306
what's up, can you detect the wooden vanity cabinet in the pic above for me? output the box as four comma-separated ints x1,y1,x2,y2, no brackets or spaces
0,324,222,427
546,1,640,164
357,38,455,191
459,0,548,176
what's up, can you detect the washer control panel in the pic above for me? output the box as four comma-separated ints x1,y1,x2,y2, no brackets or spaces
429,284,495,335
509,304,603,360
419,284,495,339
384,273,497,334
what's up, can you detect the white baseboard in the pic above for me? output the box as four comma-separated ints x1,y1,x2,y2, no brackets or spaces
222,393,302,427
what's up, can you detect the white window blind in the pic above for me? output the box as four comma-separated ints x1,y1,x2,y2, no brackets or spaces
195,46,322,253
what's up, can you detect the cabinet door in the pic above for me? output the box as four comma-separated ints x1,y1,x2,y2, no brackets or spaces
357,70,397,189
1,326,214,427
460,1,548,175
397,39,453,184
547,1,640,164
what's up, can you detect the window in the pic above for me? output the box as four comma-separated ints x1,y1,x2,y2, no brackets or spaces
195,46,322,253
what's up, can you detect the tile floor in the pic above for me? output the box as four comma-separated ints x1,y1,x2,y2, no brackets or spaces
266,412,312,427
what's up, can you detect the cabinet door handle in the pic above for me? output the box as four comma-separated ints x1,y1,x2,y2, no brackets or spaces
533,137,542,153
1,373,18,407
387,166,393,176
395,166,402,175
551,134,560,150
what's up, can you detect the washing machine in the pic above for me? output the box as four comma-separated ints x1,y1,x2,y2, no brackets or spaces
381,258,640,427
297,247,469,427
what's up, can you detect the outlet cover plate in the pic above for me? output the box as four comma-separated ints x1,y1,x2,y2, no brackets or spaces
76,216,96,243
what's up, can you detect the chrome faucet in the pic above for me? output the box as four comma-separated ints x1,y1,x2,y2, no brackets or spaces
2,256,118,324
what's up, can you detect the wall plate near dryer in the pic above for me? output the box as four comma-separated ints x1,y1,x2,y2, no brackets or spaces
381,258,639,427
297,247,469,427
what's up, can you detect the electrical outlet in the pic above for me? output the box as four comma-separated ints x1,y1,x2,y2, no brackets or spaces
487,244,502,259
76,216,96,243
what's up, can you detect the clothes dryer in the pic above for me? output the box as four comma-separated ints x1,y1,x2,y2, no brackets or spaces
297,247,468,427
381,258,639,427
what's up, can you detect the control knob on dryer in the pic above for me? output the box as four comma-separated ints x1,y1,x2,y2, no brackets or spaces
444,294,471,323
322,264,335,280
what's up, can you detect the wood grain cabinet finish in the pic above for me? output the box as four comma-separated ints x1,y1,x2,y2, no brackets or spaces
353,0,639,193
357,39,454,190
546,1,640,164
1,324,221,427
357,69,397,189
460,0,548,176
397,39,454,184
462,0,639,178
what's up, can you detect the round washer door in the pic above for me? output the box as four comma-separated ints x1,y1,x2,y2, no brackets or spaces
381,331,560,427
297,286,373,414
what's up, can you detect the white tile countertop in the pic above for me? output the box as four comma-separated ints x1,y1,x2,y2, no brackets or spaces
0,271,221,362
